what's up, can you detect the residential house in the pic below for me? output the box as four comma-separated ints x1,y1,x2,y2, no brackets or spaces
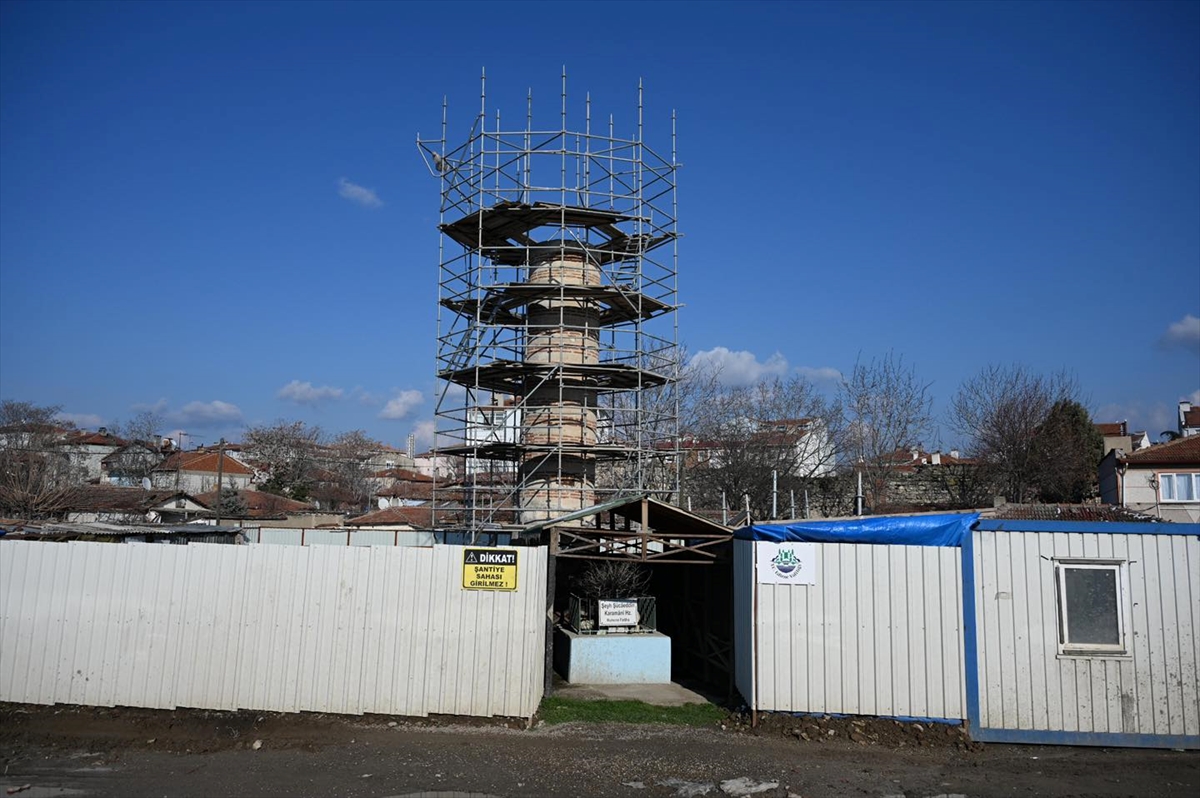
1100,434,1200,522
58,486,210,524
373,467,434,508
101,442,167,486
58,428,128,481
1179,400,1200,438
1095,420,1151,457
151,450,255,494
193,488,318,523
412,450,459,480
363,443,417,472
343,505,433,530
676,417,835,477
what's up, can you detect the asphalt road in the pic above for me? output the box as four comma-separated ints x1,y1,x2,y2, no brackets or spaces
2,710,1197,798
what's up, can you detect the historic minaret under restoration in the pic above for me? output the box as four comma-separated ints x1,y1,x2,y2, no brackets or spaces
419,72,679,530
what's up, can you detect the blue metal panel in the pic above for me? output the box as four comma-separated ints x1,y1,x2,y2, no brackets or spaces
961,530,984,738
973,726,1199,749
975,519,1199,536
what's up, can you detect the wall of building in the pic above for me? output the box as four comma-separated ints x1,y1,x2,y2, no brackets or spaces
1121,468,1200,523
0,540,546,719
971,529,1199,739
737,539,966,719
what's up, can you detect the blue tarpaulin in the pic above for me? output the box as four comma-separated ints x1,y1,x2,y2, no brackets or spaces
735,512,980,547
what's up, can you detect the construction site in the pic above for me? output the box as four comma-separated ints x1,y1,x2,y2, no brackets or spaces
417,74,734,693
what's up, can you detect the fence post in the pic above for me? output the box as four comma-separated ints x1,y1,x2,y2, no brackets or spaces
544,543,557,699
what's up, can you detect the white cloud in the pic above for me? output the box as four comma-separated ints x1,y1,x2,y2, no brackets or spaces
689,347,789,386
173,400,243,426
379,390,424,420
1189,389,1200,405
277,380,344,406
55,412,104,429
1160,314,1200,352
337,177,383,208
794,365,843,383
412,419,436,450
350,387,382,406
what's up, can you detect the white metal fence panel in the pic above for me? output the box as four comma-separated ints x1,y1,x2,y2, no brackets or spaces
973,530,1200,736
244,528,436,547
751,541,965,719
0,540,546,719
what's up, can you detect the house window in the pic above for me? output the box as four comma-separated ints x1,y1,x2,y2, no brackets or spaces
1054,559,1127,656
1159,472,1200,502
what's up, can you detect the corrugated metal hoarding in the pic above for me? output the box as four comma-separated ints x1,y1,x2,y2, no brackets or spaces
971,528,1199,739
737,538,965,720
0,540,546,719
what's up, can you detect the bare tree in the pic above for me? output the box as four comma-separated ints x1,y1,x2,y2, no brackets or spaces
0,400,83,518
680,365,843,519
949,364,1077,503
319,429,382,513
840,352,933,511
113,410,166,446
243,420,323,500
595,344,690,499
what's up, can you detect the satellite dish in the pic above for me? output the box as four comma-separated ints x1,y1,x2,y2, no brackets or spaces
141,477,152,491
378,497,388,510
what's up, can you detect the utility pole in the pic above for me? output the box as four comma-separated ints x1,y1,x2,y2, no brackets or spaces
215,438,226,527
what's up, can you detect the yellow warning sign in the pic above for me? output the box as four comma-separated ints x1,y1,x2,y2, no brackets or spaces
462,547,519,591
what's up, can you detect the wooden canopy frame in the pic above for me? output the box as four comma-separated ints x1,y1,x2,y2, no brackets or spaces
523,494,732,564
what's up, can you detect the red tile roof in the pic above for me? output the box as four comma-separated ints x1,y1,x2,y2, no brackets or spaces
346,506,433,528
1120,435,1200,466
1184,408,1200,428
62,486,204,513
1095,422,1127,437
194,489,313,519
154,451,255,476
991,503,1160,523
374,467,433,482
65,430,128,447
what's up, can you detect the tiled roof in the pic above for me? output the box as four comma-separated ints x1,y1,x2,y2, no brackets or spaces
194,489,313,519
100,443,162,464
63,486,203,513
153,451,255,475
374,467,433,482
991,503,1161,523
1184,408,1200,428
346,505,433,528
64,430,128,447
377,482,434,500
1120,435,1200,466
1095,422,1127,437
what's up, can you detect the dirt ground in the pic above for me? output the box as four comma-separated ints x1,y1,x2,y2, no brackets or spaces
1,703,1196,797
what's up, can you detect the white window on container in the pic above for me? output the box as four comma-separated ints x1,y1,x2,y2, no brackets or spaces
1054,559,1127,656
1159,472,1200,502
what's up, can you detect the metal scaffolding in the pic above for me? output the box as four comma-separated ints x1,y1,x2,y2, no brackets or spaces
417,72,680,532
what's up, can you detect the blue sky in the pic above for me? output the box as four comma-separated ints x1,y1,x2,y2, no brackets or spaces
1,0,1197,450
